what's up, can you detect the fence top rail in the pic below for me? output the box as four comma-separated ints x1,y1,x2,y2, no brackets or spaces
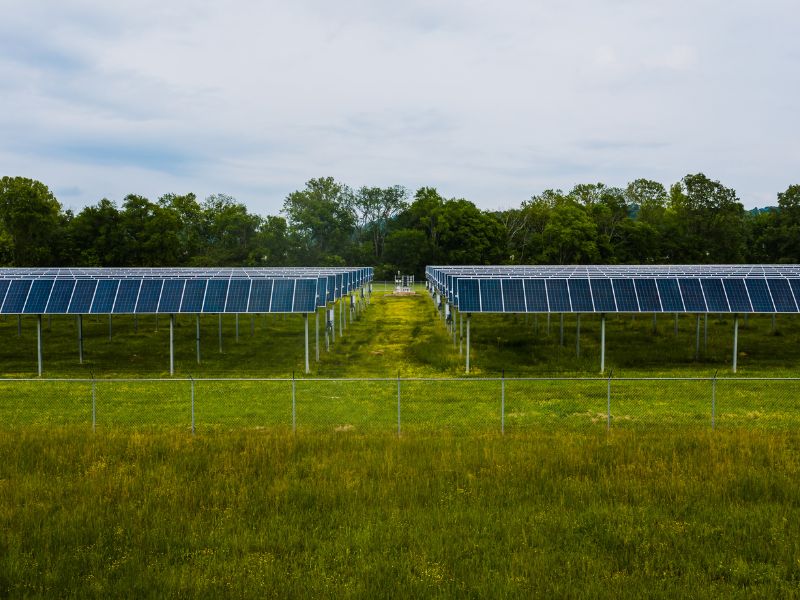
1,376,800,383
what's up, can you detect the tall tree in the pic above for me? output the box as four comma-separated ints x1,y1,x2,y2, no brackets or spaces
0,176,63,265
350,185,408,261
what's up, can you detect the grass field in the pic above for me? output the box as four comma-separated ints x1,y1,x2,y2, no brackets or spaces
3,288,800,597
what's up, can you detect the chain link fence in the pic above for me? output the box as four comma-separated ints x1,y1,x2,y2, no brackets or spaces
0,376,799,433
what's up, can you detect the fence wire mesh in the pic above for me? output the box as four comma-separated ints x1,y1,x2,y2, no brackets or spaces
1,376,799,433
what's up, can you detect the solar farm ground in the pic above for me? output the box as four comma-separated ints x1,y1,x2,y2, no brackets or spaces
3,287,800,597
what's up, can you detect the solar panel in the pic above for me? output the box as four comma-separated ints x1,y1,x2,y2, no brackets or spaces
745,279,774,312
524,279,548,312
224,279,251,313
2,280,32,313
113,280,141,313
45,280,76,313
316,278,328,307
68,280,98,314
23,280,54,314
678,279,706,312
293,279,318,312
135,280,163,313
546,279,571,312
91,280,119,314
457,279,480,312
271,280,295,312
767,279,797,312
203,280,228,313
158,280,185,313
656,279,684,312
568,279,593,312
634,279,661,312
612,279,639,312
479,279,503,312
502,279,526,312
701,279,729,312
590,279,616,312
0,280,10,311
722,279,752,312
248,279,272,312
180,280,206,312
789,280,800,311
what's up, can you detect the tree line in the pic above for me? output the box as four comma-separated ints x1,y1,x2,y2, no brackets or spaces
1,174,799,278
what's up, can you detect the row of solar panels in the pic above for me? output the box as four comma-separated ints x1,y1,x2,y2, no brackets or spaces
450,277,800,314
0,277,365,315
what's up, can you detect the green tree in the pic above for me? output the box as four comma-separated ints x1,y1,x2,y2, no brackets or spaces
0,176,63,265
350,185,408,261
541,201,599,264
68,199,127,266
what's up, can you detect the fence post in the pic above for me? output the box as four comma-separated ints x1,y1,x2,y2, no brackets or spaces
712,370,717,430
292,371,296,433
501,370,505,435
190,376,195,435
91,372,96,433
397,372,401,437
606,370,612,431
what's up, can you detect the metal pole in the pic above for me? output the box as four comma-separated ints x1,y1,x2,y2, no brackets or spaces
459,312,463,356
732,314,738,373
600,314,606,373
190,377,195,435
37,314,43,377
712,371,717,430
304,314,310,374
397,373,401,436
292,372,296,433
704,313,708,352
169,314,175,376
77,315,83,364
196,314,201,365
235,314,239,343
218,314,223,353
315,309,320,362
501,370,505,435
466,314,471,374
339,298,343,338
156,315,159,332
576,314,581,358
695,314,700,360
607,371,612,431
547,313,551,335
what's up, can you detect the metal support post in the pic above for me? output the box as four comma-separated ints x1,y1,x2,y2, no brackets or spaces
235,314,239,343
607,371,612,431
695,314,700,360
169,314,175,376
37,314,43,376
190,376,195,435
304,314,310,374
397,373,401,436
560,313,564,346
600,314,606,373
339,298,343,338
547,313,551,335
292,372,296,433
218,314,223,353
704,313,708,352
711,371,717,430
732,314,739,373
501,370,505,434
315,309,320,362
77,315,83,364
466,314,471,374
196,314,201,365
576,314,581,358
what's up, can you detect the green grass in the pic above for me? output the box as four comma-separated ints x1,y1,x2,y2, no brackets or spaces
2,429,800,598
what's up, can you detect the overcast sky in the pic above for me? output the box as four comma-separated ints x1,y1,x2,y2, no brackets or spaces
1,0,798,214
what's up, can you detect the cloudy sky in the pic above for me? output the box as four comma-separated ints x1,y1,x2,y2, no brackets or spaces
1,0,798,214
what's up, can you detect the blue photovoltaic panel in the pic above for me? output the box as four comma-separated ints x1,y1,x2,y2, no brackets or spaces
722,279,751,312
113,280,141,313
270,280,294,313
634,279,661,312
458,279,480,312
766,279,797,312
68,280,98,314
701,279,729,312
524,279,548,312
678,279,706,312
744,279,774,312
656,279,684,312
0,280,9,310
293,279,317,312
1,280,32,313
316,278,328,307
335,274,343,299
612,279,638,312
158,280,185,313
546,279,570,312
501,279,526,312
22,280,54,314
45,280,76,313
568,279,593,312
248,279,272,312
789,280,800,311
590,279,616,312
180,280,206,312
479,279,503,312
224,279,251,313
327,275,336,302
203,280,229,313
135,280,163,313
91,280,119,313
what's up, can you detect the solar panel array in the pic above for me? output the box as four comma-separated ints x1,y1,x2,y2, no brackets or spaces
426,265,800,314
0,267,372,315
